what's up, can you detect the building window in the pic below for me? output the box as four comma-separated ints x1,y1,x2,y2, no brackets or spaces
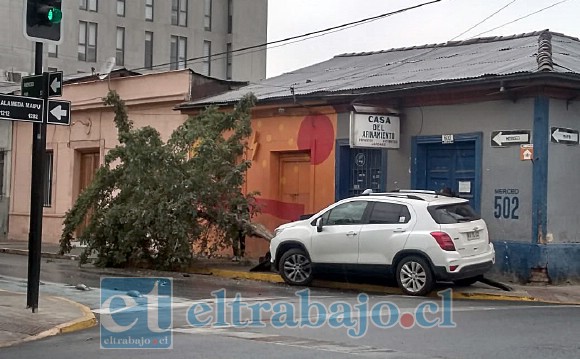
203,41,211,76
145,32,153,69
80,0,97,11
48,43,58,58
227,0,232,34
116,27,125,66
79,21,98,62
117,0,125,16
43,151,53,207
145,0,154,21
170,35,187,70
204,0,212,31
226,42,232,80
171,0,187,27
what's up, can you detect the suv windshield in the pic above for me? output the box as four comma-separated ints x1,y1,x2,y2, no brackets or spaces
428,202,480,224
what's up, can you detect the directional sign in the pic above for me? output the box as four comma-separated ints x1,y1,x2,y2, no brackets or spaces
551,127,579,145
491,130,531,147
48,71,63,97
21,74,44,98
0,93,43,123
46,100,71,125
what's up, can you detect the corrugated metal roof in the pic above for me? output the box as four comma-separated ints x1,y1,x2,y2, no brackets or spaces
182,30,580,107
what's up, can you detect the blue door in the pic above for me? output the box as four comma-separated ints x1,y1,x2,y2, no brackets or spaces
336,141,387,200
414,135,481,212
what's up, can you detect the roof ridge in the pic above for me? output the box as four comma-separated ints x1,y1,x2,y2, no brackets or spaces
537,31,553,72
335,29,578,58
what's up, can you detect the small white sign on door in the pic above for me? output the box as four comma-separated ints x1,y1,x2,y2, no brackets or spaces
458,181,471,194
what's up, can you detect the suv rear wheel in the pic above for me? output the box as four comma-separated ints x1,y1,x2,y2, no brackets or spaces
279,248,313,286
396,256,434,296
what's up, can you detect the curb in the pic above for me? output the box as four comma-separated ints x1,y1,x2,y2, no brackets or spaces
0,248,78,261
197,267,578,304
53,297,97,334
0,294,96,349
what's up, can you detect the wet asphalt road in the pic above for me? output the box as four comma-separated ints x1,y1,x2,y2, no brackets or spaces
0,252,579,359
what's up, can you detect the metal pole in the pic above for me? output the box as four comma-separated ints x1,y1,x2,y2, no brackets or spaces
26,42,47,312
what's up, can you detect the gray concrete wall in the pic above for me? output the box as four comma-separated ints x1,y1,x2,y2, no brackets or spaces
0,0,267,82
336,99,536,242
547,99,580,243
0,121,11,239
396,100,535,242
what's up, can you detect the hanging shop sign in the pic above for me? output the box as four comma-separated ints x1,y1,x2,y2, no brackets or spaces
350,112,400,149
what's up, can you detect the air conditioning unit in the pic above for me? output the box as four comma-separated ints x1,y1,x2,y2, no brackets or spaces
6,71,29,83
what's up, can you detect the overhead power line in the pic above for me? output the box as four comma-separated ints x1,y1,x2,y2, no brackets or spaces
469,0,569,38
129,0,442,73
320,0,520,92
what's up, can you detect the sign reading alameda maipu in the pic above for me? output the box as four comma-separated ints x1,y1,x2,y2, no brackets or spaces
350,112,400,149
0,93,43,123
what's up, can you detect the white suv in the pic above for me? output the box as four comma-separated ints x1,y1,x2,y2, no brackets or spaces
269,190,495,296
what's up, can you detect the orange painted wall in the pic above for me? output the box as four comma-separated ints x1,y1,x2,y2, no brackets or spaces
245,107,338,244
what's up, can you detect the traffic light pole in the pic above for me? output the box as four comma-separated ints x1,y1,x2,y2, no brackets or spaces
26,42,47,312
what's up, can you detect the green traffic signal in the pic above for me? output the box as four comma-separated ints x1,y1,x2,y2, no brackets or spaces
46,7,62,24
25,1,63,42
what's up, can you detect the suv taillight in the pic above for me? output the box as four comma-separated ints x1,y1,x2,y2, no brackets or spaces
431,231,456,251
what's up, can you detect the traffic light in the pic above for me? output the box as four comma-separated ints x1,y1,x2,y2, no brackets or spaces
24,0,63,43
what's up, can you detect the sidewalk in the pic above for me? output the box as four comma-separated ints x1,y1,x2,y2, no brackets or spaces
0,290,96,348
0,240,83,260
2,239,580,305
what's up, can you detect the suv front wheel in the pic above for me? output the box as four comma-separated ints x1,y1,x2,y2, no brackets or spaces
279,248,314,286
396,256,434,296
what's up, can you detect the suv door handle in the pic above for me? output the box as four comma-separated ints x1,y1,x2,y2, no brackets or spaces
346,231,358,236
393,228,406,233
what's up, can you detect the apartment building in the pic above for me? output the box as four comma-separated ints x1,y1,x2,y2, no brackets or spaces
0,0,268,83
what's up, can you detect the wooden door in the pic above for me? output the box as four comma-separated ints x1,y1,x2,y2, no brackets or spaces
280,154,311,214
77,151,100,236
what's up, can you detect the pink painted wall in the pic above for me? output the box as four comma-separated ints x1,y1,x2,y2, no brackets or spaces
9,70,193,243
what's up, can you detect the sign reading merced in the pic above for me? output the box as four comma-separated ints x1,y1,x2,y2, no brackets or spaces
350,112,400,149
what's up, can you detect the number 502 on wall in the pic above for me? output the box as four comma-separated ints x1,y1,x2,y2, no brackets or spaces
494,196,519,219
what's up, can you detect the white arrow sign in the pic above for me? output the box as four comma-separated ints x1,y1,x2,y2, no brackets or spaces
492,131,530,146
50,105,67,121
50,77,61,94
552,128,579,143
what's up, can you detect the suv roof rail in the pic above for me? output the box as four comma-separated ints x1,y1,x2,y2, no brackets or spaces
361,189,437,196
390,189,437,194
360,191,428,201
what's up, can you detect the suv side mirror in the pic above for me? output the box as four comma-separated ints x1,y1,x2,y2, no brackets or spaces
316,217,323,232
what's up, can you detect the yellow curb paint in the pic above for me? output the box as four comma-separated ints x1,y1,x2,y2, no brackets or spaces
54,297,97,334
196,268,580,305
208,268,284,283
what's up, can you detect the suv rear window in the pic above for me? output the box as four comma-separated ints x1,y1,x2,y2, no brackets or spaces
428,203,480,224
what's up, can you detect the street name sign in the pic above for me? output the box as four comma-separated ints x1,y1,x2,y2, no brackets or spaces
491,130,531,147
21,74,44,98
47,99,71,125
551,127,579,145
0,93,44,123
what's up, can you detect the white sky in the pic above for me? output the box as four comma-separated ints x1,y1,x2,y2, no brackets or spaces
266,0,579,78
